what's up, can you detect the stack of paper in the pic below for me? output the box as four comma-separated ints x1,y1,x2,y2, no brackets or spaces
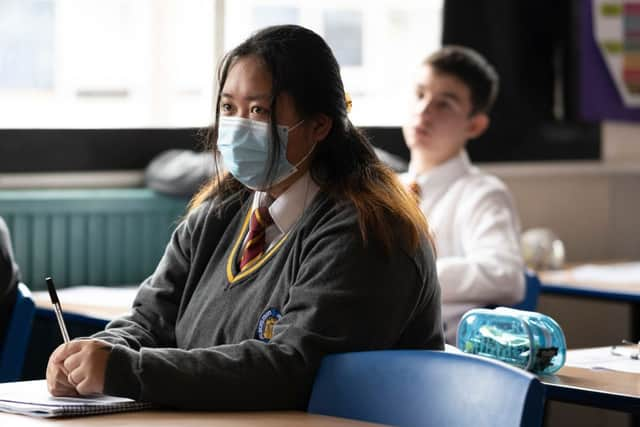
565,346,640,374
0,380,152,418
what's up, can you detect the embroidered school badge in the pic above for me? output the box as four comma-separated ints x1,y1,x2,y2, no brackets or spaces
256,308,282,342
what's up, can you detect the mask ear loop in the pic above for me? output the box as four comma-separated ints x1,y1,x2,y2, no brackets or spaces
290,121,317,229
287,119,305,133
267,119,317,188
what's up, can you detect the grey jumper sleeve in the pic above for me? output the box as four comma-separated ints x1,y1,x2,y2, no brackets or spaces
93,197,443,410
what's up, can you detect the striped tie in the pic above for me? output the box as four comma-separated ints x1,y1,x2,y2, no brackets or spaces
408,181,421,199
239,207,274,271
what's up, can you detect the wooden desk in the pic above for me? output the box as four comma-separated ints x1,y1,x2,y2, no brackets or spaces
539,263,640,303
540,348,640,413
0,410,386,426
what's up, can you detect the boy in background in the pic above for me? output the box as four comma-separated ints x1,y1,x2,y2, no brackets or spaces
401,46,524,343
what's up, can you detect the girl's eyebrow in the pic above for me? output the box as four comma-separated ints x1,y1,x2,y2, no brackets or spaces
221,92,272,101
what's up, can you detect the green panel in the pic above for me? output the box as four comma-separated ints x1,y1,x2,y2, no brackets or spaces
87,215,106,286
105,215,125,284
49,215,68,288
141,214,156,280
123,213,143,281
68,214,88,287
0,189,188,289
31,215,49,291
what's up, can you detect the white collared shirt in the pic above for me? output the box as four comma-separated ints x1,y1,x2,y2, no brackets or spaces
249,172,321,249
401,150,525,343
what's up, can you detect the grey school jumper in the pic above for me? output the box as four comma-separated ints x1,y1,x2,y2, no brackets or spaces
93,191,444,410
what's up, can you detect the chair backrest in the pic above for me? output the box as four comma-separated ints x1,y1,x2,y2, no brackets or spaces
511,270,542,311
0,283,36,382
308,350,545,427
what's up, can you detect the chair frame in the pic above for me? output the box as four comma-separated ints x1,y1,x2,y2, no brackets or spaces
512,270,542,311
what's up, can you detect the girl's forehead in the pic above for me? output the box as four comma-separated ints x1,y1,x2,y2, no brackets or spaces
223,55,273,94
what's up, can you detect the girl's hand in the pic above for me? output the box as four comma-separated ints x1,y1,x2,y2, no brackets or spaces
46,342,79,397
46,339,113,396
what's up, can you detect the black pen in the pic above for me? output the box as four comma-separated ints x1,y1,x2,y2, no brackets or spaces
46,277,70,343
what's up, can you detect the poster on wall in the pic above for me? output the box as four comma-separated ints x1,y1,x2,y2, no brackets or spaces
593,0,640,107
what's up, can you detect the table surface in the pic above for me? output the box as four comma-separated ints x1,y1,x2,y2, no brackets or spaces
0,410,386,426
540,347,640,412
32,286,138,319
539,262,640,302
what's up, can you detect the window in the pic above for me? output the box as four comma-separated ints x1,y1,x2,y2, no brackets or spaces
324,9,363,67
0,0,54,90
225,0,444,126
0,0,442,129
0,0,216,128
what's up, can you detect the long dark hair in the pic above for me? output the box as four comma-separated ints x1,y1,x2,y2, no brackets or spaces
190,25,431,252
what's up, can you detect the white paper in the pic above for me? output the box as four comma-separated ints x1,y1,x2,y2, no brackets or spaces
0,380,150,417
565,346,640,374
571,262,640,284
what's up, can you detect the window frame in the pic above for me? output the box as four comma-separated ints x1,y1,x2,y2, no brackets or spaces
0,126,599,174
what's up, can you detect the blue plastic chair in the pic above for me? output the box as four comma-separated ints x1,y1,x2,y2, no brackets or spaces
0,283,36,382
308,350,545,427
511,270,542,311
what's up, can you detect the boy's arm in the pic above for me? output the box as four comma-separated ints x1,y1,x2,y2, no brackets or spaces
438,189,525,305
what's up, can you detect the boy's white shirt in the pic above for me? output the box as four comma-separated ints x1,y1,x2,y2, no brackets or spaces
401,149,525,344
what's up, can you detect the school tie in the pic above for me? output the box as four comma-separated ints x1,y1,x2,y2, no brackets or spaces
239,206,274,271
408,181,421,200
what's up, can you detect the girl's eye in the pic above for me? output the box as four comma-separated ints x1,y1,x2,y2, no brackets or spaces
221,103,233,113
251,105,268,115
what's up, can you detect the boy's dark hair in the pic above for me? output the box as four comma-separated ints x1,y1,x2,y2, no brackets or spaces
425,45,499,115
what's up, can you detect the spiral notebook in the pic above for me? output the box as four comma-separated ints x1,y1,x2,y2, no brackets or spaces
0,379,152,418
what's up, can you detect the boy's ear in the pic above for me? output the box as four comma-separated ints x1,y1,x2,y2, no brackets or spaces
466,113,489,139
311,113,333,143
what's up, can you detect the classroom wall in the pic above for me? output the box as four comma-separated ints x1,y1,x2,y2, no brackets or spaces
485,162,640,263
602,122,640,164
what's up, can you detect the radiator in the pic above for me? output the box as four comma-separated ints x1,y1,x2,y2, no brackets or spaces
0,189,188,290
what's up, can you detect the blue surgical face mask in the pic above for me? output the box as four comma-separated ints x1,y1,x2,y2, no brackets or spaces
217,116,310,190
